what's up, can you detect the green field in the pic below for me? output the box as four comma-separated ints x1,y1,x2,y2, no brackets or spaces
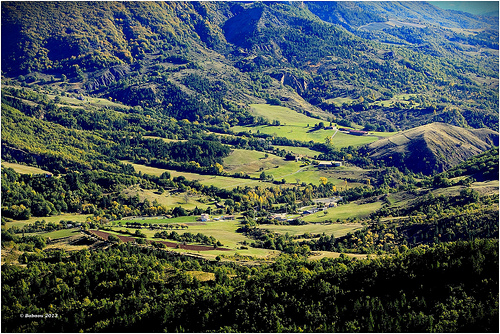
124,157,369,190
302,201,383,222
223,149,276,174
326,94,418,108
3,213,90,230
231,104,392,146
143,136,186,143
121,185,211,210
2,162,51,175
224,149,369,187
123,161,270,189
248,104,322,125
3,84,131,111
253,163,369,188
272,145,321,157
30,228,82,239
108,219,277,258
263,222,362,237
325,97,356,106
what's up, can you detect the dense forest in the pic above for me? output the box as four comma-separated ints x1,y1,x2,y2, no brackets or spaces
1,240,497,332
1,1,498,333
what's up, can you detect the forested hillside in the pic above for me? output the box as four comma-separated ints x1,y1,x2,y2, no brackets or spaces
1,1,498,333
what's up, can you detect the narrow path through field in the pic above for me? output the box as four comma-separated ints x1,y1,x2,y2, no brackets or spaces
280,165,310,179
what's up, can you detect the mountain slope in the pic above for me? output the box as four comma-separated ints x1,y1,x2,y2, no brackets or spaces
1,1,498,133
365,122,499,174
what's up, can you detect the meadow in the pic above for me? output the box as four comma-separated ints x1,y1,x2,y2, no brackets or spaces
124,152,370,190
263,222,362,238
301,201,383,222
123,161,270,189
3,213,90,230
231,104,394,146
1,162,51,175
121,185,211,210
272,145,321,157
108,218,278,258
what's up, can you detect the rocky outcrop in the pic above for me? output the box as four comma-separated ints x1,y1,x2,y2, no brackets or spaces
85,65,130,91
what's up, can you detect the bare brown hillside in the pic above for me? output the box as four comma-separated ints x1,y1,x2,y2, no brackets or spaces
366,122,499,174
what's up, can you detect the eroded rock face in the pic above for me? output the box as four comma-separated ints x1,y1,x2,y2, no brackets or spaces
85,65,130,91
270,72,308,95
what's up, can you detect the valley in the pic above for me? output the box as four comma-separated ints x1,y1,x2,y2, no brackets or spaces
1,1,498,333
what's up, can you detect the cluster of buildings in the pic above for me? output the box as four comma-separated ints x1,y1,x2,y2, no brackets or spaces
200,214,235,222
338,128,368,136
317,161,343,169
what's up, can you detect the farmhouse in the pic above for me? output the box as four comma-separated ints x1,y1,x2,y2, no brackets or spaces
349,130,368,136
317,161,342,169
270,213,287,221
302,208,319,215
200,214,210,222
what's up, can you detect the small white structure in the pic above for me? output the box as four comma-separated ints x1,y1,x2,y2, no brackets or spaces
317,161,342,169
270,213,287,221
200,214,210,222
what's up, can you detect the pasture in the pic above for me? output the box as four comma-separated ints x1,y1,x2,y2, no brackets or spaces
263,222,362,238
231,104,392,146
253,163,370,188
301,201,383,222
272,145,321,157
121,185,211,210
123,161,269,189
143,136,186,143
2,162,51,175
107,219,277,258
3,213,90,230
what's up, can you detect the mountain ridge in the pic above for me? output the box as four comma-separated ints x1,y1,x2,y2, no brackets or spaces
365,122,499,174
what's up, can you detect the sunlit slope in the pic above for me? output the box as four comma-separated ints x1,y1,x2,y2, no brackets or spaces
365,122,499,174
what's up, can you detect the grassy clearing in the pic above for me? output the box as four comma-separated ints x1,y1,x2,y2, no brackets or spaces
232,124,384,147
1,246,24,266
223,149,273,174
471,180,499,196
308,251,370,260
302,201,383,222
263,222,362,237
273,145,321,157
143,136,186,143
2,162,51,175
118,215,205,224
3,213,90,230
260,164,370,188
249,104,321,125
187,271,216,281
107,219,277,258
231,104,394,146
325,97,356,106
123,161,270,189
35,228,82,239
121,185,210,210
